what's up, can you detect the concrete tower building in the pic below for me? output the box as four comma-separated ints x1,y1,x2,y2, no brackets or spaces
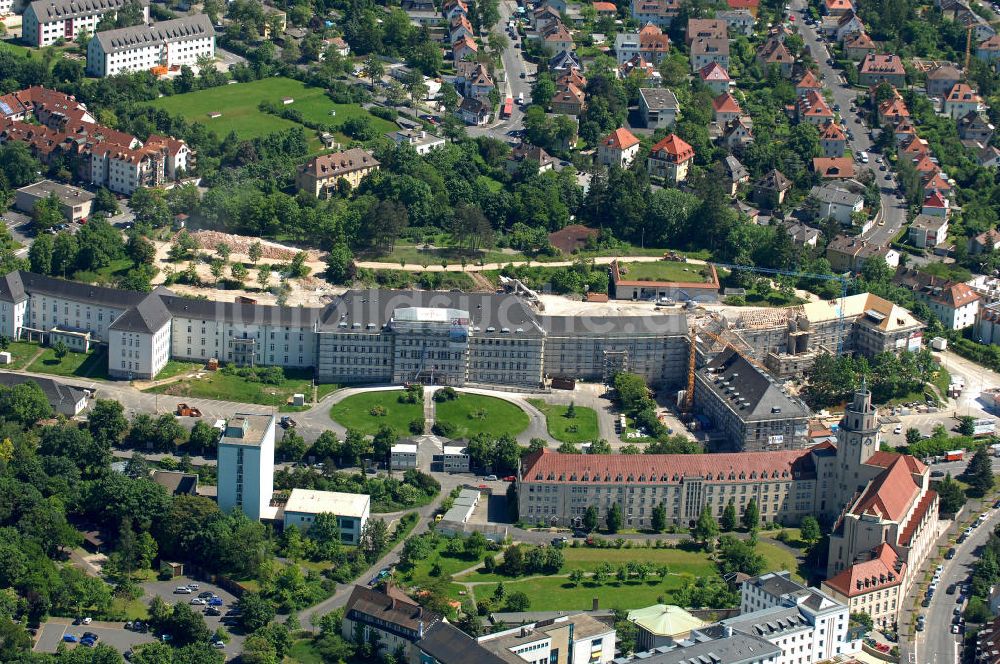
217,414,275,520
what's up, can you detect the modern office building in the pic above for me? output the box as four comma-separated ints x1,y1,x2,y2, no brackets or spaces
217,413,275,521
14,180,94,223
23,0,149,46
87,15,215,77
477,614,617,664
281,488,370,543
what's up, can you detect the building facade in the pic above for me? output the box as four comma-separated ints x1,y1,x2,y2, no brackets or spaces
24,0,149,46
296,148,380,197
87,15,215,77
217,414,276,521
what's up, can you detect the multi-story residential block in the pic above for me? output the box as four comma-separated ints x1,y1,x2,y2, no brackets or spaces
23,0,149,46
296,148,379,197
694,348,811,451
858,53,906,87
87,15,215,77
909,214,949,248
597,127,641,168
647,133,694,183
217,413,275,521
689,36,729,71
638,87,679,128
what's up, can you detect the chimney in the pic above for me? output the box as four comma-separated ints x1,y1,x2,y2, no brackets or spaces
520,627,530,637
724,625,733,638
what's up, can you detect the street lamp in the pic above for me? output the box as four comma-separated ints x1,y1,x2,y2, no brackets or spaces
270,391,277,416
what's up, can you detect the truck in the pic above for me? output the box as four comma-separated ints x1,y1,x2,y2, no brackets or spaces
176,403,202,417
945,450,964,462
930,337,948,351
501,97,513,118
974,418,996,437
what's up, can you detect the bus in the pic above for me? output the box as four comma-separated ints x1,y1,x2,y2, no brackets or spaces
501,97,513,118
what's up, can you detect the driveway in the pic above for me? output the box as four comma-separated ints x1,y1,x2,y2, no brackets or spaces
142,575,245,657
34,618,156,654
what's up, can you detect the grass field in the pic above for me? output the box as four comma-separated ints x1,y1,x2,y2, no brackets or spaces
435,394,529,439
146,367,325,409
287,640,324,664
147,78,395,144
329,390,424,436
153,360,204,381
473,574,688,612
4,341,43,370
29,347,109,380
527,400,599,443
616,261,714,283
73,258,134,286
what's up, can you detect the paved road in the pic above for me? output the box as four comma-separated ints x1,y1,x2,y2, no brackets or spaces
913,505,1000,664
790,0,907,247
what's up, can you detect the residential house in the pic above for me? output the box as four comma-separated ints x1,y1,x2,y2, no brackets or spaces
894,118,917,144
452,36,477,62
843,31,876,60
593,1,618,16
756,38,794,77
639,87,680,128
689,37,730,71
296,148,379,198
549,50,583,74
977,34,1000,62
598,127,641,168
465,64,494,100
752,169,792,208
328,37,350,57
723,155,749,195
909,214,949,249
618,55,661,84
551,83,586,115
795,70,823,97
647,133,694,183
944,83,983,119
712,92,742,123
556,68,587,91
343,585,442,663
450,14,474,43
813,157,856,179
686,18,727,45
698,62,732,94
894,268,981,329
721,117,754,151
636,23,671,63
958,111,995,143
533,5,561,32
508,144,556,174
798,89,834,125
832,10,864,41
543,21,575,53
459,97,491,125
389,129,446,155
823,0,854,15
878,94,910,126
784,220,821,247
971,228,1000,255
922,189,950,217
827,236,900,272
630,0,680,29
444,0,468,19
726,0,759,16
811,183,865,225
925,63,963,97
820,121,847,157
716,9,754,36
858,54,906,87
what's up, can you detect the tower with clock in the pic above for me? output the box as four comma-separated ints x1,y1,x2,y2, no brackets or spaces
832,378,882,507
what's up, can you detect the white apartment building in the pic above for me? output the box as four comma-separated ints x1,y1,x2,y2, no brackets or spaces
281,489,370,543
217,414,275,521
87,14,215,77
478,614,616,664
24,0,149,46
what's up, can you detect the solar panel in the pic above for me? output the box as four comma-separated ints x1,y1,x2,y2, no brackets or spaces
0,101,11,115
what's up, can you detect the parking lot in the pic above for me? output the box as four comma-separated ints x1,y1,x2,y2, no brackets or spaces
34,618,156,654
142,575,246,658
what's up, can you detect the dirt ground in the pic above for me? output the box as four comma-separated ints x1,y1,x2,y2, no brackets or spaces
151,230,344,307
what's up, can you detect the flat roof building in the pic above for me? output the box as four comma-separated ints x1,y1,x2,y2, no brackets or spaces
282,488,370,543
217,413,275,521
14,180,95,223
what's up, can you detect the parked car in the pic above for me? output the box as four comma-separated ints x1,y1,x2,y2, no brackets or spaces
213,641,226,649
190,598,207,605
187,583,199,590
946,547,956,559
63,634,79,643
208,597,224,606
174,586,192,594
198,592,214,599
484,474,498,481
893,424,902,434
205,607,222,617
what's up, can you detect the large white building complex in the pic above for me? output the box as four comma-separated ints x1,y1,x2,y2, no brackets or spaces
517,386,938,632
87,14,215,77
23,0,149,46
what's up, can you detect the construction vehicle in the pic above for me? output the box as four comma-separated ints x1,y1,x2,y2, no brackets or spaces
176,403,202,417
662,251,686,262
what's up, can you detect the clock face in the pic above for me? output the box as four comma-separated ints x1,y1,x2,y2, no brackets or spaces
864,437,874,447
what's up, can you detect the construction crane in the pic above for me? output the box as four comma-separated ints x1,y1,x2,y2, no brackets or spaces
966,23,973,72
682,263,852,414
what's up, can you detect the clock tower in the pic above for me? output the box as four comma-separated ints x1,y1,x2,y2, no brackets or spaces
838,380,880,474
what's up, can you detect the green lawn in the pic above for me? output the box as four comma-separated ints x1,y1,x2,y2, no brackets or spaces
562,546,718,576
473,575,688,612
757,541,804,581
527,400,599,443
3,341,43,370
73,258,133,286
29,347,109,380
147,77,394,144
616,261,715,283
435,393,529,439
145,367,324,408
357,242,526,266
401,542,496,589
287,640,325,664
110,596,149,621
154,360,204,381
329,390,424,436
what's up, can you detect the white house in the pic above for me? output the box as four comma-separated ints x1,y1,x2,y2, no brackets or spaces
597,127,641,168
87,15,215,78
217,414,276,522
282,489,370,544
810,184,864,225
388,129,446,155
390,443,418,470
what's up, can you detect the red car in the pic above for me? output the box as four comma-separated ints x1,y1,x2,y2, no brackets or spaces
503,476,516,482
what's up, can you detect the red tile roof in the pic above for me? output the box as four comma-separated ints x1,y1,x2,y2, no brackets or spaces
602,127,640,150
823,543,905,598
860,53,905,75
651,133,694,161
713,92,742,114
796,70,822,90
593,1,617,10
923,190,948,208
726,0,759,8
900,490,938,546
864,450,927,474
519,448,816,484
851,455,921,521
813,157,855,178
699,61,730,81
819,121,846,140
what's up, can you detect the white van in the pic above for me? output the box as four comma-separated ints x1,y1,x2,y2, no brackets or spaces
859,151,869,164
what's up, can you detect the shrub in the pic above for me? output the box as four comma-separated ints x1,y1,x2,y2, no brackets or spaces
433,421,457,437
370,106,397,121
409,418,425,434
370,405,387,417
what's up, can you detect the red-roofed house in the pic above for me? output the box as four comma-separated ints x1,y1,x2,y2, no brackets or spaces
598,127,641,167
797,89,834,125
647,133,694,183
977,34,1000,62
593,1,618,16
452,36,477,62
858,53,906,87
922,190,950,217
822,544,906,629
823,0,854,15
712,92,742,123
795,70,822,97
756,38,794,77
726,0,759,17
813,157,855,179
698,62,732,95
878,94,909,126
550,83,586,115
820,121,847,157
944,83,984,120
893,267,980,329
844,31,875,60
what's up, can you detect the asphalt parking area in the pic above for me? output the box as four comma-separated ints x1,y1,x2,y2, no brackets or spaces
142,576,246,656
35,620,156,653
